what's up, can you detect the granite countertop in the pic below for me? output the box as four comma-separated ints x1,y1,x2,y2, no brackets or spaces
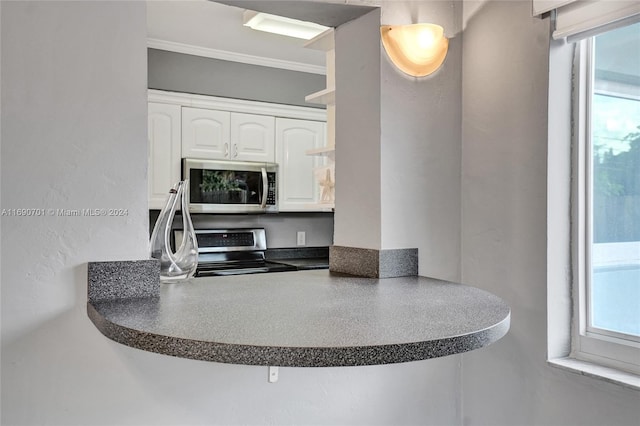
87,267,510,367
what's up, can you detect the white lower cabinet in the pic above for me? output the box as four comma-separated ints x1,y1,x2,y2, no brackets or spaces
148,102,182,210
276,118,326,211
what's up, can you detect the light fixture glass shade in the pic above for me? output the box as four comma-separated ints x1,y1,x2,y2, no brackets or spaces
380,24,449,77
243,10,330,40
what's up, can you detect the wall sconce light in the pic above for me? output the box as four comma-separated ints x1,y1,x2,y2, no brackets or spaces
380,24,449,77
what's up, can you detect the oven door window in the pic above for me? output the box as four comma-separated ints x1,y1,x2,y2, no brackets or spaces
189,169,262,204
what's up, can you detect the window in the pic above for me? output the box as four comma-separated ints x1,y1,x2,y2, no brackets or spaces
573,22,640,375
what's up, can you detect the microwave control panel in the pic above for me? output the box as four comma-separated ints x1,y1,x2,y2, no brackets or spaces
267,172,276,206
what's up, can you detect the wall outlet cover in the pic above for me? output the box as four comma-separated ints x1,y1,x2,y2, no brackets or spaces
297,231,306,246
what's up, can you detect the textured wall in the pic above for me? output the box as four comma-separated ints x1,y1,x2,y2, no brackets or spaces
379,0,463,282
332,4,463,424
1,2,461,425
334,0,463,286
333,9,383,250
460,1,640,425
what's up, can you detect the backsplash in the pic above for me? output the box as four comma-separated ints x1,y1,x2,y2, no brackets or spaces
149,211,334,249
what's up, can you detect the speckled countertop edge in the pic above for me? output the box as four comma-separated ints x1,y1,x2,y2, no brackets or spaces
87,302,509,367
86,268,511,367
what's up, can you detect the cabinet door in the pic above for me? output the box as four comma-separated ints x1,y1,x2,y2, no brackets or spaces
148,103,182,210
182,107,230,160
276,118,326,211
231,113,275,162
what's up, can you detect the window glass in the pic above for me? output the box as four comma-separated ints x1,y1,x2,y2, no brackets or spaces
589,22,640,339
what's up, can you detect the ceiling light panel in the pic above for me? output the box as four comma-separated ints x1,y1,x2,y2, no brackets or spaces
243,10,330,40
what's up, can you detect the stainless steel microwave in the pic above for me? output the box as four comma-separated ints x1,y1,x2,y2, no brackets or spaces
183,159,278,214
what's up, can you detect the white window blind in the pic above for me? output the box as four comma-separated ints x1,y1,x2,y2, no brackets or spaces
532,0,575,16
533,0,640,41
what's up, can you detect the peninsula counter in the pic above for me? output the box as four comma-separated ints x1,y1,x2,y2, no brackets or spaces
87,268,510,367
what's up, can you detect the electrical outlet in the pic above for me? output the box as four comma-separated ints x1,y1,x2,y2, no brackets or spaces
296,231,306,246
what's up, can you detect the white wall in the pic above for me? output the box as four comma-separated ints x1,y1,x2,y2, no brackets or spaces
334,1,464,285
0,0,150,344
333,9,383,250
460,1,640,425
380,0,462,282
0,2,461,425
332,6,463,425
6,1,635,425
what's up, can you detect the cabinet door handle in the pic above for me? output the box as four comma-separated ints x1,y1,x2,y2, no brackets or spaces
224,143,229,158
233,144,238,158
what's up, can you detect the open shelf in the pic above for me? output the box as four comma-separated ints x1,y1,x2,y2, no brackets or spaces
305,88,335,106
305,28,335,209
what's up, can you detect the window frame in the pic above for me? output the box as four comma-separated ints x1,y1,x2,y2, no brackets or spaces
570,37,640,375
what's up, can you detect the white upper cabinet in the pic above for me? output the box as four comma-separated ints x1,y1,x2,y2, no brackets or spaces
276,118,326,211
149,90,328,211
182,108,275,162
148,102,182,209
231,113,275,162
181,107,230,160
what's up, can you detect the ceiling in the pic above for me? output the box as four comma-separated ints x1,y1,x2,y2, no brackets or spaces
147,0,378,70
213,0,378,27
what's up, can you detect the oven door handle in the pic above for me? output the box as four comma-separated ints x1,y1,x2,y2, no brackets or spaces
261,167,268,209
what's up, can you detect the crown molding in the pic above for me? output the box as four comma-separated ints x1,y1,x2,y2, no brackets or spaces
148,89,327,122
147,38,326,75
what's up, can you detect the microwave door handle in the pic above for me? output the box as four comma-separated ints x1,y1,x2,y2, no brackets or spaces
261,167,268,209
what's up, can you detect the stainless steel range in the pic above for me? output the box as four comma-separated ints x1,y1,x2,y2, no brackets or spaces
175,228,297,277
